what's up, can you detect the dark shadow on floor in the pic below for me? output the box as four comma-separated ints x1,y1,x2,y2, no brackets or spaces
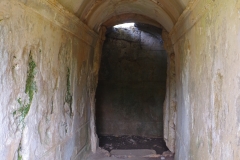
98,135,169,154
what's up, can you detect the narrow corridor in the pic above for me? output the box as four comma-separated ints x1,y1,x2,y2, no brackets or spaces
1,0,239,159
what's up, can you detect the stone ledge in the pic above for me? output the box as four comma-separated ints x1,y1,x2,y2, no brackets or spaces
1,0,99,46
110,149,157,158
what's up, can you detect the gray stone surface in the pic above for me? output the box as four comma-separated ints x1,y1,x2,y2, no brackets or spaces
86,148,174,160
0,0,99,159
96,25,167,137
1,0,240,159
110,149,157,157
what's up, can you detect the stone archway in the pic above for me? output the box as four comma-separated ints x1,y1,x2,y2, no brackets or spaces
89,22,177,154
2,0,239,159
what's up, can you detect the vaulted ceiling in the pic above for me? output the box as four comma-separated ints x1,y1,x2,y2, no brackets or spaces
57,0,191,32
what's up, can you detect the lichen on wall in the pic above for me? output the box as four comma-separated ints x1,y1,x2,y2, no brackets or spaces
13,51,37,160
14,52,37,119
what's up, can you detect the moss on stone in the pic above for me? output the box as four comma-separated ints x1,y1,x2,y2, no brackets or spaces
18,155,22,160
14,51,37,160
17,98,30,122
17,143,22,160
14,52,37,120
25,52,37,103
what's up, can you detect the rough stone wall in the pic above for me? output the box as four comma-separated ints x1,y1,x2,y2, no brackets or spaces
161,30,177,153
0,0,99,159
171,0,240,159
95,24,167,137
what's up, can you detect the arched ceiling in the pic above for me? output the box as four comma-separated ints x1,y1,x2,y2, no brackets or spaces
57,0,191,32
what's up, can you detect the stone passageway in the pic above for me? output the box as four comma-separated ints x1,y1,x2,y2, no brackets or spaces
0,0,240,159
95,23,167,139
93,23,171,160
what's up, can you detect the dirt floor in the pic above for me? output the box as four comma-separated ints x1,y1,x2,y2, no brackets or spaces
98,135,170,155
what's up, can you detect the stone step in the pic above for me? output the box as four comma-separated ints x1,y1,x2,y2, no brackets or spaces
94,157,156,160
110,149,159,158
86,148,174,160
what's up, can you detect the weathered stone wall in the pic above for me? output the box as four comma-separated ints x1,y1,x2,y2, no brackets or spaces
95,24,167,137
162,29,176,153
2,0,240,159
0,0,99,159
171,0,240,159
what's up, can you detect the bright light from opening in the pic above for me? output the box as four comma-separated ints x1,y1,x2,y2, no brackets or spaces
114,23,135,28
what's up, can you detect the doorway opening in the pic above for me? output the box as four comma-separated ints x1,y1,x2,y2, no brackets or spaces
95,23,170,156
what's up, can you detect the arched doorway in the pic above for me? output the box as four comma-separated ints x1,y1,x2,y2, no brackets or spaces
95,23,170,155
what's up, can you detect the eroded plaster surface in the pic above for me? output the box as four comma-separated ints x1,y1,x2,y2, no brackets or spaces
0,0,100,159
172,0,240,159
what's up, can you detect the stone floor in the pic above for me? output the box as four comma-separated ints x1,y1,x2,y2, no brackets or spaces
86,148,174,160
86,135,174,160
98,135,169,154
